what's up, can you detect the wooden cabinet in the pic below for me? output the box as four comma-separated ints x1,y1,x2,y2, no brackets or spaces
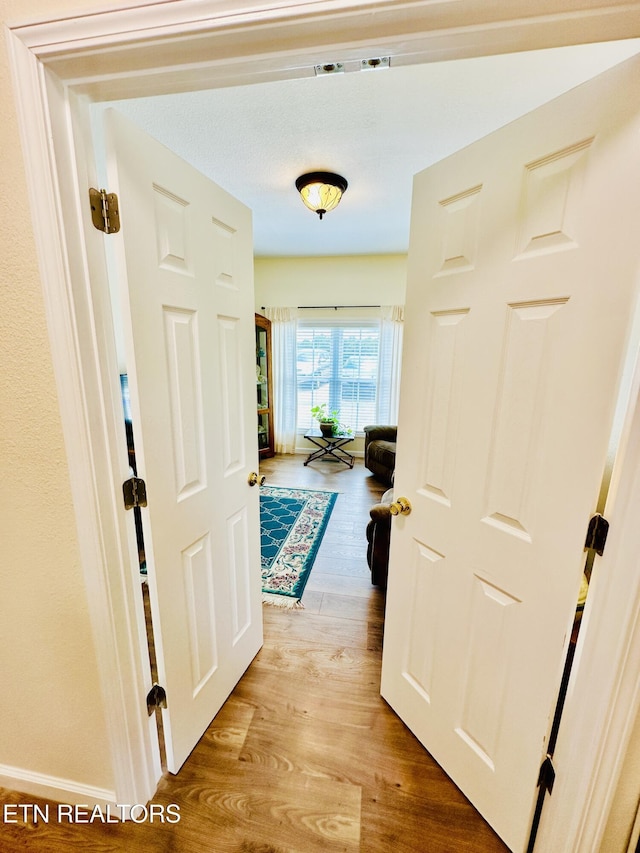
255,313,275,458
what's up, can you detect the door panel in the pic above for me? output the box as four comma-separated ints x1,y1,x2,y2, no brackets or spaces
105,109,263,774
218,314,246,472
163,306,207,498
381,55,640,852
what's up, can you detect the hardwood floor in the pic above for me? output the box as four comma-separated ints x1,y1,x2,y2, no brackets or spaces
0,454,509,852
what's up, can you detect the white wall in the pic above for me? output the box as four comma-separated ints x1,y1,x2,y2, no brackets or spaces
255,255,406,454
0,0,115,801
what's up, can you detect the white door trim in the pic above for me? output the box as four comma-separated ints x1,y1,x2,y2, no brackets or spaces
4,36,161,805
6,0,640,838
536,329,640,851
11,0,640,101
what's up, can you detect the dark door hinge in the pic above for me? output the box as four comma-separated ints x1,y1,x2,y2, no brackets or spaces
146,683,167,716
527,756,557,852
89,187,120,234
537,755,556,795
584,513,609,556
123,477,147,510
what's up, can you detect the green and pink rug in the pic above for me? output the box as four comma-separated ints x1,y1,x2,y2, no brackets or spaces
259,485,337,608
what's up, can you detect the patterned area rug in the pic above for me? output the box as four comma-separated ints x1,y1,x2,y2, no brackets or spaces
260,485,338,608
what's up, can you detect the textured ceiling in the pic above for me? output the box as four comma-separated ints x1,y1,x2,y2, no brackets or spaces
101,39,640,257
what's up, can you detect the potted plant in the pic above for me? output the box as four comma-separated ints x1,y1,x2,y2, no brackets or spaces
310,404,352,438
311,403,338,437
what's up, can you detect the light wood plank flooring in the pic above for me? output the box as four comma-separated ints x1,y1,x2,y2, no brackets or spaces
0,453,509,852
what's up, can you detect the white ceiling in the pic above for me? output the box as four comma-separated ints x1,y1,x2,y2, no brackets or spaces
102,39,640,258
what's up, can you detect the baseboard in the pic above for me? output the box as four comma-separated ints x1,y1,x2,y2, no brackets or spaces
0,763,116,808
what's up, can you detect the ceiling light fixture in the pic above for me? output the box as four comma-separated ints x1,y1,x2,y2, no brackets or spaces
295,172,348,220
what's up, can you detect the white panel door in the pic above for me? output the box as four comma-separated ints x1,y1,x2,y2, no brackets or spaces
381,55,640,852
105,109,263,773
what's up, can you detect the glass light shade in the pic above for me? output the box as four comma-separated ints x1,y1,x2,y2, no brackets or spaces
299,182,343,216
295,172,348,219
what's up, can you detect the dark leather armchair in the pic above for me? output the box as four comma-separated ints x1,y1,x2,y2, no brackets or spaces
366,489,394,589
363,425,397,486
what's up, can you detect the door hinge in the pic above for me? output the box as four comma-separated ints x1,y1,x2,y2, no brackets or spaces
537,755,556,795
146,683,167,716
123,477,147,510
527,756,557,852
89,187,120,234
584,513,609,556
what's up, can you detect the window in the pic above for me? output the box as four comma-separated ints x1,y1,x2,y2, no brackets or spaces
296,322,381,433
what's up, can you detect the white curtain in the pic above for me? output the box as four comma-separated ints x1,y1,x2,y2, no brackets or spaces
376,305,404,424
264,307,298,454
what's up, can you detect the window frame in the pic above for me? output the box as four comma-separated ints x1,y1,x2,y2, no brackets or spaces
296,317,382,435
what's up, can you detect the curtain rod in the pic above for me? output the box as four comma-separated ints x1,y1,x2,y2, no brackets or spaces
261,304,381,310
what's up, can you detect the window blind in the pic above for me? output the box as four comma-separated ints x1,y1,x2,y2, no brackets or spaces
296,321,381,433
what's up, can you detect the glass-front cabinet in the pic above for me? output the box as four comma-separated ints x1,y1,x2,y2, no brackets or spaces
255,313,275,457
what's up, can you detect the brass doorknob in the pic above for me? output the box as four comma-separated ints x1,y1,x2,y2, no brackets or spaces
389,497,412,516
248,472,266,487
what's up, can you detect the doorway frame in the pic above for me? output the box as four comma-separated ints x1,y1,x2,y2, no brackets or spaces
6,0,640,846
